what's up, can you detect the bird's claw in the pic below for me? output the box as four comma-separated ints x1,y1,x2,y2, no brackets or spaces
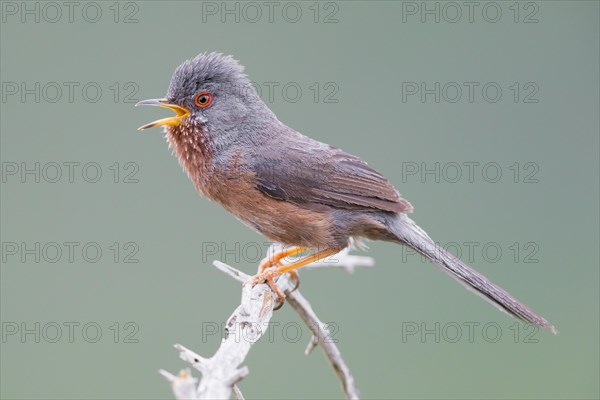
288,270,300,293
248,269,286,306
247,268,300,311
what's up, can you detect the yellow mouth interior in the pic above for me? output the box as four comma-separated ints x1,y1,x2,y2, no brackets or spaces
136,100,190,131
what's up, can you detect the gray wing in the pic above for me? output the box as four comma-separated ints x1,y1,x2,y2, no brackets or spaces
251,133,413,213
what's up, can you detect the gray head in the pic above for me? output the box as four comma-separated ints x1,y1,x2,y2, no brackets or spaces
137,52,273,132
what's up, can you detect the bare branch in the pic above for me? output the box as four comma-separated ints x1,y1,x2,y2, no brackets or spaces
159,368,199,400
161,246,374,399
231,384,245,400
213,260,250,283
287,290,360,400
198,283,275,399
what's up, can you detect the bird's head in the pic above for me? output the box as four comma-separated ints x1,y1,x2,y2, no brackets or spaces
137,52,267,133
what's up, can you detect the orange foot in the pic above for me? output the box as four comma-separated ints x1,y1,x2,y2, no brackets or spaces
253,246,306,308
249,247,340,310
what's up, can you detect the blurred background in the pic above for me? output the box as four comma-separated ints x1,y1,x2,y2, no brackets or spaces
1,1,598,399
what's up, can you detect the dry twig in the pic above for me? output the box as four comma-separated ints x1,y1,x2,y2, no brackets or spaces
160,246,373,399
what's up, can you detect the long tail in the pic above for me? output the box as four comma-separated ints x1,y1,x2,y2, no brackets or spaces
387,214,557,334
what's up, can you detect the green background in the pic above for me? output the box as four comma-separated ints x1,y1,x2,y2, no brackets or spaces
1,1,598,399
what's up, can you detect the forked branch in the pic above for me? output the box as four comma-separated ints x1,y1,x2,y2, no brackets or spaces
160,246,373,399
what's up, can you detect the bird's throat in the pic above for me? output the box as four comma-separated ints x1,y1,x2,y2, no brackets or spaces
165,124,214,194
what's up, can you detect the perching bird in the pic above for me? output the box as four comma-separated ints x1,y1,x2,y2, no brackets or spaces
137,52,556,333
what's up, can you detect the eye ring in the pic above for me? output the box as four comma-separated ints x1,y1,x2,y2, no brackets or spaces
194,92,213,108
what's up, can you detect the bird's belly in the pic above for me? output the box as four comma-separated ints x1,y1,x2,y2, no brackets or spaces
204,172,338,249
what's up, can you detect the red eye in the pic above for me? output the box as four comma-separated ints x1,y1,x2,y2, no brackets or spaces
194,92,213,108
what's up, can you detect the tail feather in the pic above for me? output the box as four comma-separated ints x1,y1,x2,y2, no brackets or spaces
389,215,557,334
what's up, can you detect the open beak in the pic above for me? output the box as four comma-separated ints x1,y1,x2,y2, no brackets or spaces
135,98,191,131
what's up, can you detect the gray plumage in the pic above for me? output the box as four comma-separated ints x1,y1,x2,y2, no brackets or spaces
142,52,557,334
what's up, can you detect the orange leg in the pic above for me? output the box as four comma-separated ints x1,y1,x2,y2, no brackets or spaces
256,246,307,305
258,245,307,273
249,248,340,306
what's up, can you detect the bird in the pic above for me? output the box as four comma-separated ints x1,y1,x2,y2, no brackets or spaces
136,52,556,333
